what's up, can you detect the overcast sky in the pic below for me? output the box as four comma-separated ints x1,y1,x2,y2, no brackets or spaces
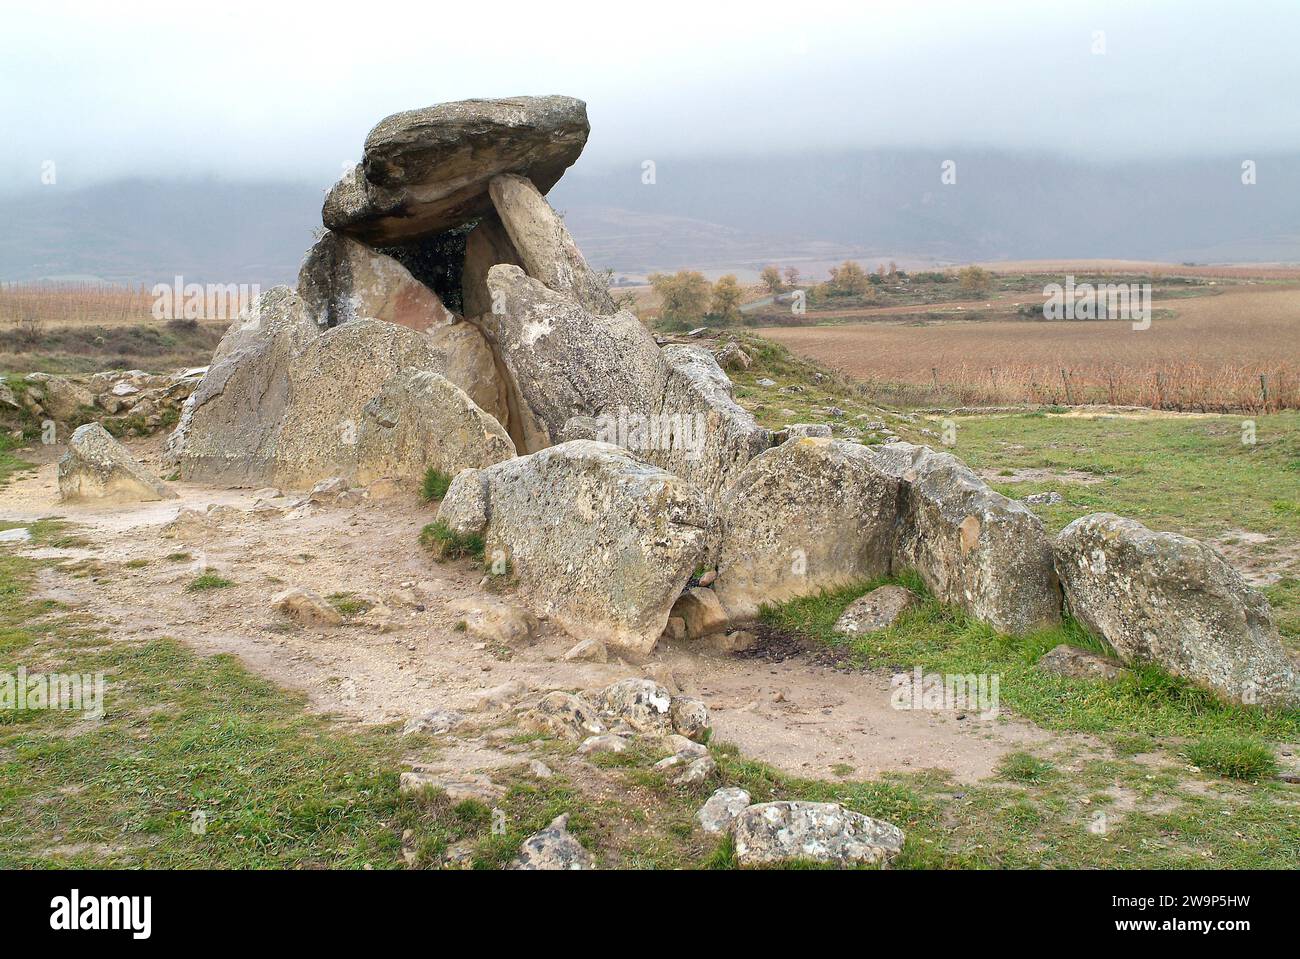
2,0,1297,194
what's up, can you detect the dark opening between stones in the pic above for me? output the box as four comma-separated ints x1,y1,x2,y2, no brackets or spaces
377,220,477,315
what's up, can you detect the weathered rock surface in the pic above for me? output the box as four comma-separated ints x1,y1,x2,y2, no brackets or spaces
436,441,709,654
24,373,93,421
646,345,771,497
731,801,905,867
270,587,343,627
669,696,711,741
1055,513,1299,707
871,442,1061,634
594,679,673,735
510,814,593,870
834,585,918,636
522,691,606,740
323,96,590,246
352,369,515,486
670,586,730,639
175,313,512,488
461,212,523,319
450,598,538,647
298,231,456,331
715,341,751,372
57,424,176,503
714,438,898,621
488,173,615,314
698,787,751,834
475,266,663,454
402,709,463,736
1037,643,1130,682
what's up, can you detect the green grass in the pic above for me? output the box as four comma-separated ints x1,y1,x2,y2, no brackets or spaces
997,751,1055,784
327,592,372,617
0,432,35,488
419,467,453,503
759,575,1300,742
1183,734,1277,782
419,520,485,562
185,573,234,592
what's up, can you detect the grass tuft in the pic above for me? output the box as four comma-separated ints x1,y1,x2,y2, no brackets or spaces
419,521,484,562
1183,734,1277,781
186,573,234,592
420,467,453,503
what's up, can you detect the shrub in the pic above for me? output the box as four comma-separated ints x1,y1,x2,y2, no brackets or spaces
420,466,453,502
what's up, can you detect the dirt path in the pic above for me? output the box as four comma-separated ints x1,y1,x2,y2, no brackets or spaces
2,437,1081,784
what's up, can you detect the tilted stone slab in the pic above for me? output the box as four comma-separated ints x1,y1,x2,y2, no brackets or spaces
59,423,176,503
713,438,899,621
870,442,1061,634
1055,513,1299,708
298,230,455,331
477,265,663,454
488,173,615,314
323,96,590,245
461,212,523,319
436,441,709,656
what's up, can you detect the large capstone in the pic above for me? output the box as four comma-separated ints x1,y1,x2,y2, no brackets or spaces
713,438,898,621
435,441,709,656
323,96,590,246
1055,513,1299,708
870,442,1061,634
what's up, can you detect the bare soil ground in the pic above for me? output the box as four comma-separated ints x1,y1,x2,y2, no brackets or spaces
1,435,1078,786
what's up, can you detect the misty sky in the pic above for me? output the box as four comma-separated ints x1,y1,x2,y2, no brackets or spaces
2,0,1298,195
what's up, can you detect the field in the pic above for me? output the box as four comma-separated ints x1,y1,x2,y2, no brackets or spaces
759,282,1300,412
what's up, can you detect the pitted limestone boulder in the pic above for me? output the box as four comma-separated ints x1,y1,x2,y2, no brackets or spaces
1055,513,1299,708
713,438,898,621
58,423,176,503
870,442,1061,634
436,441,709,655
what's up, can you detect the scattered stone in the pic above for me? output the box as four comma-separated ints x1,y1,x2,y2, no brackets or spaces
833,585,918,636
436,442,708,656
697,568,718,588
697,787,752,834
577,734,629,756
402,709,463,736
715,341,752,372
1025,491,1064,506
703,630,757,654
662,734,709,759
523,691,606,741
464,679,528,712
1037,644,1130,682
786,423,832,438
399,771,501,803
24,373,93,421
271,587,344,627
670,696,710,741
563,638,607,663
57,424,176,503
671,587,730,640
0,527,31,543
1055,513,1299,708
731,801,905,867
527,759,554,779
661,617,688,643
452,599,538,647
510,813,593,870
669,755,717,786
642,663,681,693
595,679,673,734
756,377,776,387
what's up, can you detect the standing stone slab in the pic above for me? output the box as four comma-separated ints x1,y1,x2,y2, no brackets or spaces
1055,513,1298,708
298,230,456,331
477,265,663,453
646,345,771,498
488,173,615,314
435,441,709,656
461,212,524,319
323,96,590,246
714,438,899,621
58,423,176,503
870,442,1061,634
352,370,515,487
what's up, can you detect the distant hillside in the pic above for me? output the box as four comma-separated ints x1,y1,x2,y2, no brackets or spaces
3,150,1299,287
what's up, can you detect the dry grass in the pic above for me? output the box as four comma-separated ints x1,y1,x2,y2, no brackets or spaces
759,285,1300,412
0,282,158,330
